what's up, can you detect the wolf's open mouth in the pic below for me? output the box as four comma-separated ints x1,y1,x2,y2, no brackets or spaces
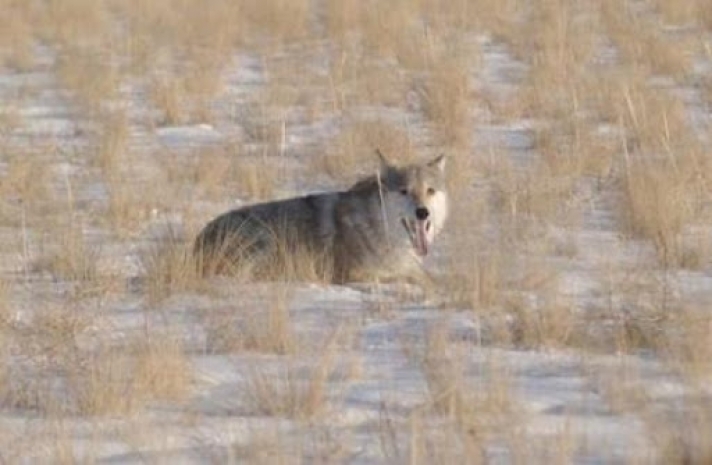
401,217,431,256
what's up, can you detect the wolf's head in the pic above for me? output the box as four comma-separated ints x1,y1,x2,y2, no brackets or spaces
377,150,449,257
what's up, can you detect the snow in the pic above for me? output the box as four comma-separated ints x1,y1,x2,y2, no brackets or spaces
156,124,224,148
1,26,711,465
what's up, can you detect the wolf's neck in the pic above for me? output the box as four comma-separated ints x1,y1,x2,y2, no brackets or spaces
349,174,386,194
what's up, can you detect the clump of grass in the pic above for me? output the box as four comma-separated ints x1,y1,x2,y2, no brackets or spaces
418,320,469,416
241,0,311,45
139,225,197,303
33,224,99,283
226,422,349,464
194,146,237,201
653,0,699,26
149,63,221,125
507,290,577,350
0,7,35,71
416,55,471,149
397,323,527,463
656,305,712,382
131,335,192,402
239,328,348,419
69,334,191,416
105,178,153,238
313,122,415,183
534,122,617,181
43,0,110,46
647,408,712,465
0,153,51,226
512,0,598,119
231,156,279,201
323,0,365,43
415,321,520,421
442,237,507,311
357,0,419,64
0,303,93,413
328,52,409,109
203,286,296,354
1,308,189,417
699,0,712,28
620,156,703,268
587,59,710,269
56,46,119,113
95,109,129,176
601,0,692,79
149,74,187,126
240,360,329,419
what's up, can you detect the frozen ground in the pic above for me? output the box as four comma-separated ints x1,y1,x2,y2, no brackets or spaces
1,32,711,464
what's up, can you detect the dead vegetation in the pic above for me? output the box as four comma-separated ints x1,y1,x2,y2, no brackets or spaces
0,0,711,461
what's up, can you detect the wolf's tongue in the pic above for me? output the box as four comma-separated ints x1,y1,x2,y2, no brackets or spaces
415,221,428,256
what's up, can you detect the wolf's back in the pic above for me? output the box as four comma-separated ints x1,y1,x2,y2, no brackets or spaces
193,193,339,275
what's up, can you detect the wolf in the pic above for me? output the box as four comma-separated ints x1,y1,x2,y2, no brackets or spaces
193,150,448,283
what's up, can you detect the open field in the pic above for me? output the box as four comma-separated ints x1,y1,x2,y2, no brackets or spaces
1,0,712,462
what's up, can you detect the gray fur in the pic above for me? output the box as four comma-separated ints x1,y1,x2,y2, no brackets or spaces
194,153,449,283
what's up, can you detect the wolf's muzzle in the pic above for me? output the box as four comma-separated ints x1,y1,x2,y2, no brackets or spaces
415,207,429,220
401,216,431,257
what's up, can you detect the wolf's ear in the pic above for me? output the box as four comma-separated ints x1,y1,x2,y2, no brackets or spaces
428,154,447,173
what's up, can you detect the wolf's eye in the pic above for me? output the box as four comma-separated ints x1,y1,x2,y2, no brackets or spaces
427,187,436,196
400,189,408,195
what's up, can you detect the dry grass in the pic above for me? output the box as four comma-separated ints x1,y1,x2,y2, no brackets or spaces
105,178,154,237
645,405,712,465
95,109,129,175
0,1,36,71
194,220,334,284
32,223,99,284
231,156,280,201
139,225,198,303
417,55,472,150
394,321,538,463
653,0,699,26
239,360,330,419
158,143,271,208
620,156,705,267
656,305,712,382
602,0,694,80
69,334,191,416
223,422,350,464
312,121,415,182
1,0,712,460
56,46,119,113
149,62,224,125
202,287,296,355
442,152,583,350
1,301,191,417
239,327,349,419
0,153,52,220
612,80,709,266
149,75,188,126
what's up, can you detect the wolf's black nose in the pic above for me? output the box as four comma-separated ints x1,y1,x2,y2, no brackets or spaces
415,207,429,220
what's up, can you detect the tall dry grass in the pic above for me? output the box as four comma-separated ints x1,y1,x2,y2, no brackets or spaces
139,225,197,303
1,0,712,461
202,286,296,354
1,300,191,417
0,0,36,71
239,326,352,419
614,79,709,267
68,334,191,416
602,0,694,80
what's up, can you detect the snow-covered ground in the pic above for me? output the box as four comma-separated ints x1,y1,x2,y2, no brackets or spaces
1,11,712,464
